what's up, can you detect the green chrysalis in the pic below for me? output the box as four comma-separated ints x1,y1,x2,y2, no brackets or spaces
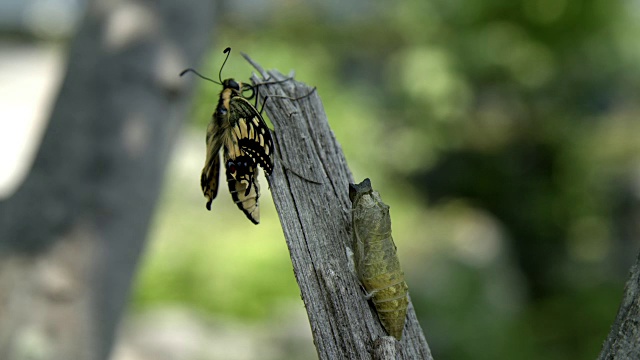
349,178,409,340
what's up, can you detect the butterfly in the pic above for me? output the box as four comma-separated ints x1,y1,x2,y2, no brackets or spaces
182,48,274,224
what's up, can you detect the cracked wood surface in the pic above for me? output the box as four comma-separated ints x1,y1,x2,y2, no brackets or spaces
244,55,432,360
599,253,640,360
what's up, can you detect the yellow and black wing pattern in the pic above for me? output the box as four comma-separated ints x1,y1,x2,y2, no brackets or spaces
200,78,274,224
225,154,261,224
349,178,409,340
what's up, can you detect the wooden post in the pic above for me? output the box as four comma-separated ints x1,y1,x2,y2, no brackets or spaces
598,252,640,360
244,55,433,360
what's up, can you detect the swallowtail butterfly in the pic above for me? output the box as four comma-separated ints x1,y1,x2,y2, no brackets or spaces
182,48,274,224
349,178,409,340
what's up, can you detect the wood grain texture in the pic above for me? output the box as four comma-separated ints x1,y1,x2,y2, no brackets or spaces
599,253,640,360
244,54,433,360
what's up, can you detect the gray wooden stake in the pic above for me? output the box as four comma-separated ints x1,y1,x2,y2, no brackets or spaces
243,54,433,360
598,252,640,360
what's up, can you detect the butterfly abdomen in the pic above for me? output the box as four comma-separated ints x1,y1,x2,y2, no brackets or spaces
226,155,260,224
350,178,409,340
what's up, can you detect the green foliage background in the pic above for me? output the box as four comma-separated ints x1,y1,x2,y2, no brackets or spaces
132,1,640,359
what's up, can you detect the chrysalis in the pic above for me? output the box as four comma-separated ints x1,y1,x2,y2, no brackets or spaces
349,178,409,340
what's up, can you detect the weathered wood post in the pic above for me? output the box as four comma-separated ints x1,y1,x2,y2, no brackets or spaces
244,55,433,360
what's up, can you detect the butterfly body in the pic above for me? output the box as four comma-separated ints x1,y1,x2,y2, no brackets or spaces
226,154,261,224
200,78,274,224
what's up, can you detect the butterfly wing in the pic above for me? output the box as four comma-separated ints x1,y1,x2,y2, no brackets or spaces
201,120,223,210
225,154,260,224
202,80,271,224
229,97,274,175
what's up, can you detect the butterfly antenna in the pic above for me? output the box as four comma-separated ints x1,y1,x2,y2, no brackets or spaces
179,68,221,85
259,87,317,113
219,47,232,83
179,47,232,84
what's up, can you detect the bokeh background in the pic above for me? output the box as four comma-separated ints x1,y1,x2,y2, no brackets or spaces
2,0,640,359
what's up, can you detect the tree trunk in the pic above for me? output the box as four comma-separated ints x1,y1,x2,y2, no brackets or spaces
245,55,433,360
0,1,217,359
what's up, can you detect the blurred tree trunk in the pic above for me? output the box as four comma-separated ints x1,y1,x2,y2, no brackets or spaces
0,0,216,359
245,57,433,359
